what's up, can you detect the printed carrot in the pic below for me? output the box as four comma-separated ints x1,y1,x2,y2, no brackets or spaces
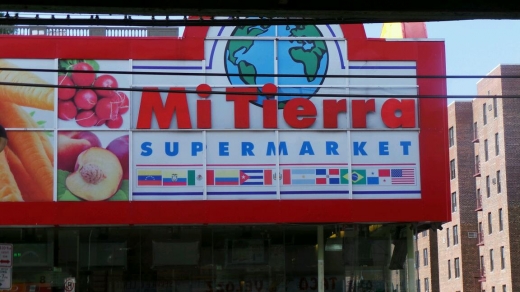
5,146,48,202
0,151,23,202
0,59,54,111
23,107,54,165
0,102,54,197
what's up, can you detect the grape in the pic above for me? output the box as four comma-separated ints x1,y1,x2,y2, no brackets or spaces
71,62,96,86
94,75,118,98
76,110,99,127
106,115,123,129
74,89,98,110
95,97,120,120
58,75,76,100
58,100,77,120
110,91,129,115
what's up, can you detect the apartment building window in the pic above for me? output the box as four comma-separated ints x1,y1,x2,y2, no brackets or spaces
490,249,494,271
488,212,493,234
501,246,505,269
424,278,429,292
452,192,457,212
495,133,500,155
455,257,460,278
448,260,451,279
453,225,459,245
496,170,501,193
481,255,485,274
483,103,487,125
423,248,428,266
492,287,496,292
415,250,419,268
447,227,450,247
422,230,427,237
493,97,498,117
503,285,507,292
449,127,454,147
450,159,456,179
486,176,490,197
484,139,489,161
499,208,503,231
417,279,421,292
473,122,478,140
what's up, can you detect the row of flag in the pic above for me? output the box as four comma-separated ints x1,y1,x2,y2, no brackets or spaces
137,168,416,187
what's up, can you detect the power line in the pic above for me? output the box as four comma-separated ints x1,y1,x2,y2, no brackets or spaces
0,66,519,79
0,80,506,99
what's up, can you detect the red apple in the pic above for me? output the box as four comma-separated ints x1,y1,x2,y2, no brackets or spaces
57,131,102,172
106,135,129,179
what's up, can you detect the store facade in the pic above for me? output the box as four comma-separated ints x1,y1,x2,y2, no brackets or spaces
0,23,449,292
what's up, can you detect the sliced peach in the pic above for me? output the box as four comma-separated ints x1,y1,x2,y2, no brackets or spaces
65,147,123,201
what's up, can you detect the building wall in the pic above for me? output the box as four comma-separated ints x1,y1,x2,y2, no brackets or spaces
436,101,479,292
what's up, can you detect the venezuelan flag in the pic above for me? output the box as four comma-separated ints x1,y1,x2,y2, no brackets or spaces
137,170,162,186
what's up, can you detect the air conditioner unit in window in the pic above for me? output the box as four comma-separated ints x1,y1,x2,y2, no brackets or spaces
468,232,477,238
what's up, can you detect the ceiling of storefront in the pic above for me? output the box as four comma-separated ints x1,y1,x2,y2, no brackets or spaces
1,0,520,24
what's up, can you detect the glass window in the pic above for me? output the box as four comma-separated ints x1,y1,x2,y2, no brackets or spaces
488,212,493,234
490,249,494,271
449,127,454,147
497,170,501,193
495,133,500,155
503,285,507,292
448,260,451,279
483,103,487,125
499,208,504,231
447,228,450,247
486,176,491,197
485,139,489,161
501,246,506,269
476,155,480,174
453,225,459,245
452,192,457,212
493,287,496,292
422,230,427,237
474,122,478,140
415,250,420,268
493,97,498,118
455,258,460,278
481,255,485,274
423,248,428,266
424,277,429,292
417,279,421,292
450,159,456,179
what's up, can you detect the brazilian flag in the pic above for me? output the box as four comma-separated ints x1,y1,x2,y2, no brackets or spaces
351,169,366,184
339,169,366,184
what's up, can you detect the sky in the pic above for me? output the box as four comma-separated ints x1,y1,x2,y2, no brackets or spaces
364,20,520,100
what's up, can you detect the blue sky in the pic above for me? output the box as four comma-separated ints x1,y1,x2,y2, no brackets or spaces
364,20,520,99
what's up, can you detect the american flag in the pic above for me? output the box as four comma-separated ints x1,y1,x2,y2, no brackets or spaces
391,169,415,185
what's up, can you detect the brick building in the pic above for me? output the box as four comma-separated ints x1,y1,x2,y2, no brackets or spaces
417,64,520,292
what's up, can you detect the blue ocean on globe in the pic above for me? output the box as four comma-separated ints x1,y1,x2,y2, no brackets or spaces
225,25,329,107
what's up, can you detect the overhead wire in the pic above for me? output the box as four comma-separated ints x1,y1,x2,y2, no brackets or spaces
0,66,516,99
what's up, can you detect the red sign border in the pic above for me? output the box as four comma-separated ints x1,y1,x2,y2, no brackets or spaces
0,24,450,225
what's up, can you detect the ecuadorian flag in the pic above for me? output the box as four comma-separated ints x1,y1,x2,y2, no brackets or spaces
137,170,162,186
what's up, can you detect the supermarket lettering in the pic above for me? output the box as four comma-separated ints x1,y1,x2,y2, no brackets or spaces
135,85,417,130
139,140,413,157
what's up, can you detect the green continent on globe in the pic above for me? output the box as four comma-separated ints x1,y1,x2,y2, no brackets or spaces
227,25,270,85
287,25,327,82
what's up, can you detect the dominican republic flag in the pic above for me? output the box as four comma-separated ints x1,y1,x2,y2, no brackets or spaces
137,170,162,186
315,169,340,185
391,168,416,185
239,170,273,185
162,170,196,186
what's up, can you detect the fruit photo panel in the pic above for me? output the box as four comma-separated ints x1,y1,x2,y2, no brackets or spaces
57,59,131,129
57,131,129,201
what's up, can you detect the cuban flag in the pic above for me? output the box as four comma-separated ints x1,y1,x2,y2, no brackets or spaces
239,170,273,185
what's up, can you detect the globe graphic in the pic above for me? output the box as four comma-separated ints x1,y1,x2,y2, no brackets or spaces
225,25,329,108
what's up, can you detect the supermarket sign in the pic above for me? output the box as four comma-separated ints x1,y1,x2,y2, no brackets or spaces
0,23,450,224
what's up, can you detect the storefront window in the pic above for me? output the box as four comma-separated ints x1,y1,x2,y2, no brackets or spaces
0,224,409,292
